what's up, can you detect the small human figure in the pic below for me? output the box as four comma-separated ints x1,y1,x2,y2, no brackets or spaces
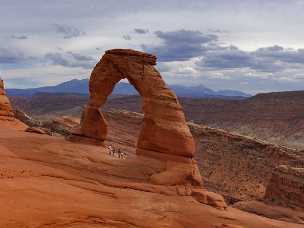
117,148,122,159
108,145,114,156
121,151,127,159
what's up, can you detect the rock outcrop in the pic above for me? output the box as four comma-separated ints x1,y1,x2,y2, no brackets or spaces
42,116,80,136
189,123,303,202
71,49,202,188
0,79,14,119
0,80,27,130
14,109,79,136
25,126,50,135
264,161,304,209
233,161,304,224
14,109,41,127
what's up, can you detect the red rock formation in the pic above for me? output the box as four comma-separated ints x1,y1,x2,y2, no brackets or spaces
25,126,49,135
71,49,202,187
0,79,14,118
53,116,80,129
78,49,194,157
0,79,27,130
46,116,80,136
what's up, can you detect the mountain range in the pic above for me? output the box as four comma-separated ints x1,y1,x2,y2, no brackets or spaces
6,79,251,98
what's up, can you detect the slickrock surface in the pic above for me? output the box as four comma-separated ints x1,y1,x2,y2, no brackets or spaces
233,200,304,224
43,116,81,136
25,126,49,135
53,116,80,130
23,109,303,209
72,49,201,187
0,126,301,228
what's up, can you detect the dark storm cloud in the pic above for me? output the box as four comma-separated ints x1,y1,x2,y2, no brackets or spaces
11,35,28,40
53,24,86,39
44,51,95,69
202,46,253,69
123,34,132,40
198,46,283,72
255,45,304,64
196,45,304,73
66,52,94,62
155,30,217,46
0,48,26,64
144,29,218,61
134,28,149,34
143,28,304,74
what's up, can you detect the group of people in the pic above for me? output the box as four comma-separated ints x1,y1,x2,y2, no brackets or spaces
107,145,127,159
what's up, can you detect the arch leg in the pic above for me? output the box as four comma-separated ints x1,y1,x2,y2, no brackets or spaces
71,56,123,142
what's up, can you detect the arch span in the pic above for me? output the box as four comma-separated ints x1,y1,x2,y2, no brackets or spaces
77,49,195,159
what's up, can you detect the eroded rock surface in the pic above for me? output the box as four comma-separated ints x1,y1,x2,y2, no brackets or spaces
25,126,50,135
71,49,201,188
0,80,27,130
189,123,303,202
264,161,304,209
77,49,194,158
0,79,14,119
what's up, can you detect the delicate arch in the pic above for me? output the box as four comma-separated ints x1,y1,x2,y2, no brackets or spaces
78,49,195,159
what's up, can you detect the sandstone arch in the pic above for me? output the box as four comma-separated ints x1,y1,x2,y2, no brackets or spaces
67,49,208,187
77,49,195,160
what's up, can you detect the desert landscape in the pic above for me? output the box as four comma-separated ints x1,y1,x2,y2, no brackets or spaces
1,48,304,227
1,1,304,227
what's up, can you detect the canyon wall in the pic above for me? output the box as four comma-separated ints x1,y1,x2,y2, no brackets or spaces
264,161,304,209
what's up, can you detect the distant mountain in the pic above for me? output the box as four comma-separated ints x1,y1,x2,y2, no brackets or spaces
6,79,251,98
6,79,90,96
169,85,250,98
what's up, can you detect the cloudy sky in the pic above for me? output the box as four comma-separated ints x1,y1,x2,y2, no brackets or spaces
1,0,304,94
